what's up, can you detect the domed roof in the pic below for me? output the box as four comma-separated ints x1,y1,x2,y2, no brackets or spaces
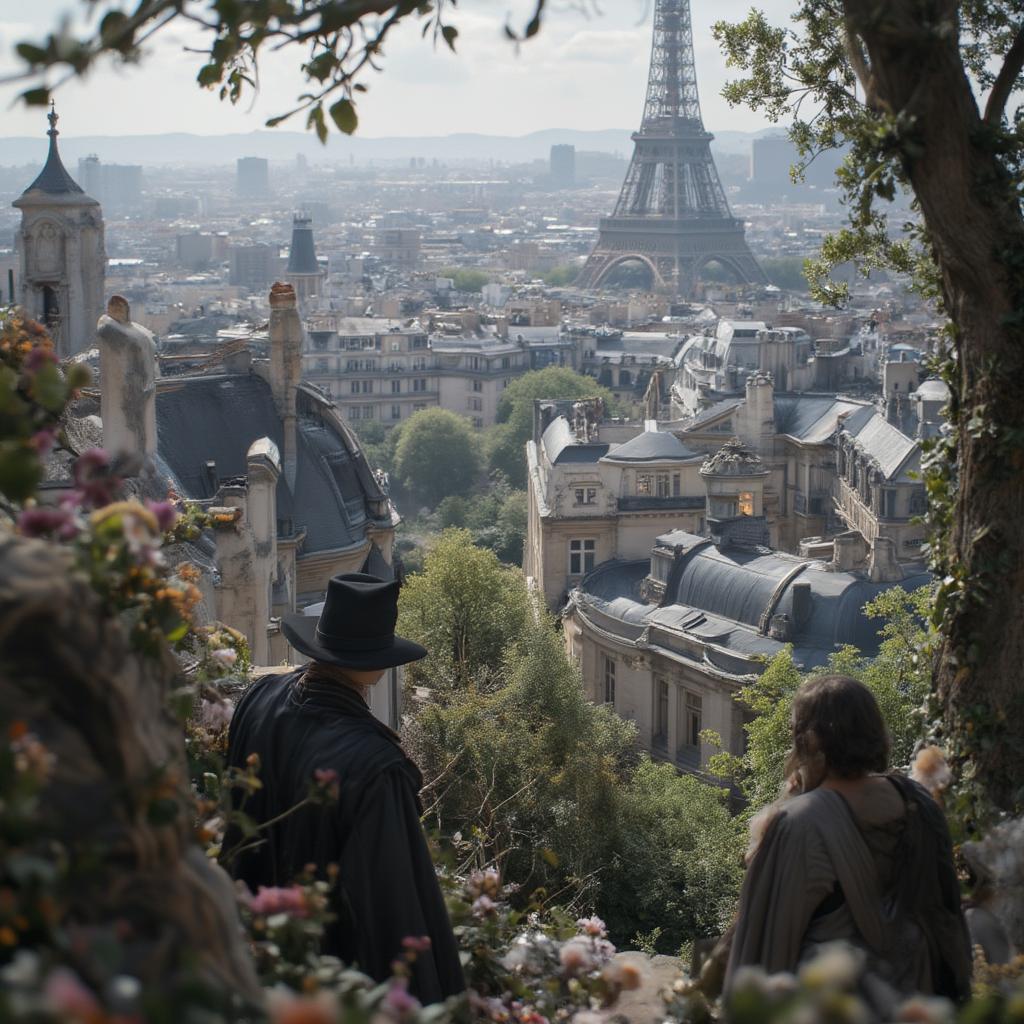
914,378,950,401
700,437,769,477
601,429,701,464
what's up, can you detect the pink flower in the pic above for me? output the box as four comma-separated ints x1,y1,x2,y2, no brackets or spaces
383,982,421,1020
209,647,238,670
472,894,497,918
401,935,432,954
43,967,101,1019
17,504,80,540
267,987,338,1024
145,499,179,532
576,915,607,938
313,768,341,800
247,885,309,918
199,699,233,732
467,866,501,899
559,938,594,975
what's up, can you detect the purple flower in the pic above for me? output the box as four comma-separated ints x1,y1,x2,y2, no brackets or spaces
401,935,432,954
146,499,179,532
30,428,58,455
73,448,121,508
24,346,58,372
246,885,309,918
383,982,421,1020
17,504,79,540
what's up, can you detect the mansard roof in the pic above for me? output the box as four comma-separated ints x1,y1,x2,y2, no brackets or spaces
573,531,931,672
155,372,392,556
540,416,610,464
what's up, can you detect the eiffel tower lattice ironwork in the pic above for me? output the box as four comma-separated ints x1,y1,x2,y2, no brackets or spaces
577,0,767,295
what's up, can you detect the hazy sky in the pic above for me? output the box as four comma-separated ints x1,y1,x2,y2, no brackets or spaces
0,0,790,138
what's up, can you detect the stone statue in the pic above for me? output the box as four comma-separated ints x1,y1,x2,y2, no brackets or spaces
96,295,158,459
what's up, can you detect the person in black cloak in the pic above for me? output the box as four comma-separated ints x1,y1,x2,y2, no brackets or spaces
221,573,465,1004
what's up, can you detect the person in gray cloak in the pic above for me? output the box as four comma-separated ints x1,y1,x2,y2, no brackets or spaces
724,675,972,1015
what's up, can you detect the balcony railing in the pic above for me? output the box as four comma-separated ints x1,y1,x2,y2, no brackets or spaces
618,495,706,512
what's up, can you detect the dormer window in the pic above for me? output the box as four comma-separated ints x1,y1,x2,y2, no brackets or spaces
574,487,598,506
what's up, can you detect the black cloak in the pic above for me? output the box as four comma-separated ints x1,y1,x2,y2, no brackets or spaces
221,669,465,1004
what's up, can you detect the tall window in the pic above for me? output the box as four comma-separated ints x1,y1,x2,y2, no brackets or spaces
602,655,616,705
656,473,670,498
683,691,702,748
636,473,653,495
654,679,669,745
569,539,595,575
391,380,401,394
361,380,373,394
738,491,755,516
574,487,597,506
473,380,483,392
391,405,402,420
350,380,360,394
672,473,681,497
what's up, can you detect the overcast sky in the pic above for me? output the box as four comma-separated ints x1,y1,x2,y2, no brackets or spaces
0,0,791,138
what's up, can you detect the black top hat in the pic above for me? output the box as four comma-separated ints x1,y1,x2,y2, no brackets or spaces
281,573,427,670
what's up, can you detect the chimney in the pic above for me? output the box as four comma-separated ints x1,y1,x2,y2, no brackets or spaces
268,282,300,490
831,530,864,572
211,438,280,666
95,295,158,461
790,580,812,626
868,535,903,583
740,371,774,452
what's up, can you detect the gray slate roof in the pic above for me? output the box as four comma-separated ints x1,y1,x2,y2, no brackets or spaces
155,372,390,555
773,394,871,444
575,531,931,670
541,416,610,464
601,430,701,463
846,411,919,481
23,122,87,197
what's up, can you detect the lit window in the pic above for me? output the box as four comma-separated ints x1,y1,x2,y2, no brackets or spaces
636,473,653,495
738,491,754,516
603,655,616,705
569,538,596,575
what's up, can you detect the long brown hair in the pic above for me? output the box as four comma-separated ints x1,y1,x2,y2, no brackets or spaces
791,674,890,779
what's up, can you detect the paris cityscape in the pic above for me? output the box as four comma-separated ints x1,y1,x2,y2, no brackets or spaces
0,1,1021,1022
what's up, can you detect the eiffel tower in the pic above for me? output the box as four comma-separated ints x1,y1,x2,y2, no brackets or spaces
577,0,767,296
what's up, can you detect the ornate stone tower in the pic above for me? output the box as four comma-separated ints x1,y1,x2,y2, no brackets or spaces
577,0,766,296
13,105,106,358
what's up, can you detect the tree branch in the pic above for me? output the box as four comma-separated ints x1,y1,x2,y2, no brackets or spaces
983,22,1024,124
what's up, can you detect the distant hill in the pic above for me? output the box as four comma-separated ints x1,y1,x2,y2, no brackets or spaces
0,126,780,167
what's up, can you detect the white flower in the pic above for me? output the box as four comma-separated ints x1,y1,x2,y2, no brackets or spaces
210,647,238,669
200,698,233,731
798,942,864,991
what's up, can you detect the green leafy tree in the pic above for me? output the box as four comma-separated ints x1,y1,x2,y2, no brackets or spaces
438,268,491,294
542,266,580,287
488,368,614,487
713,3,1024,814
402,529,743,950
397,529,531,687
393,408,482,509
760,256,810,292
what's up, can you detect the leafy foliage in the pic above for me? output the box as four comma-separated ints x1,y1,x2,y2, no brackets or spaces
438,268,492,294
403,530,744,953
488,368,614,488
398,529,532,688
393,408,482,509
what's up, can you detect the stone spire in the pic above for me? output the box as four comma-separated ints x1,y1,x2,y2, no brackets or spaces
22,103,88,197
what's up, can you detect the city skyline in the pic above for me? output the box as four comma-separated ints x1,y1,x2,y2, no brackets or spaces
0,0,788,139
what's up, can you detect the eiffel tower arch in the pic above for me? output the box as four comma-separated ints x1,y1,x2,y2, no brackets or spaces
578,0,767,297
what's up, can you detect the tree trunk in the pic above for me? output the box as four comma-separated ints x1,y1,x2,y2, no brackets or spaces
845,0,1024,812
0,535,263,1007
